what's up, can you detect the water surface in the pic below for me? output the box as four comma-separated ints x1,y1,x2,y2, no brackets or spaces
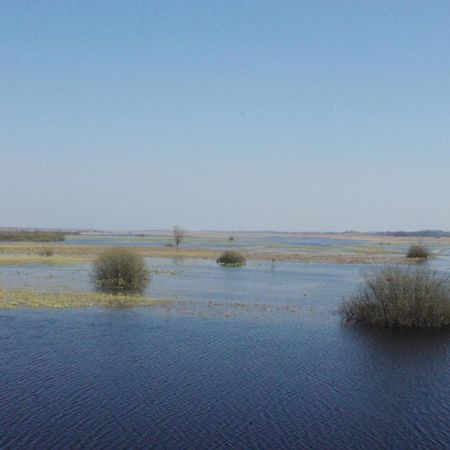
1,309,450,449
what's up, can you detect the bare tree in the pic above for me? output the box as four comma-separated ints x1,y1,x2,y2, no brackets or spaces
173,226,185,248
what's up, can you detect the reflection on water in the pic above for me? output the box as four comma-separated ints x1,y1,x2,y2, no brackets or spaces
1,310,450,449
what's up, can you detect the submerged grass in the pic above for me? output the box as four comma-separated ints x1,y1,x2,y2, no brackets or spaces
0,289,169,309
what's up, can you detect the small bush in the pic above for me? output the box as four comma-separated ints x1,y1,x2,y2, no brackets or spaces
39,248,54,257
406,244,430,259
340,267,450,328
217,251,246,266
94,248,149,293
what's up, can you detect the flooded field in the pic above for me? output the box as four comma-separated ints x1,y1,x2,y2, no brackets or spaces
66,232,372,253
66,231,424,256
0,258,377,311
1,234,450,448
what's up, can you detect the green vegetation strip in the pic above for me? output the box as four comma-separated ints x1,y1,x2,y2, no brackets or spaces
0,290,169,309
0,231,66,242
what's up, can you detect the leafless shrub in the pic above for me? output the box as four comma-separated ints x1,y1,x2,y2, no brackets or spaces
340,267,450,328
407,244,430,259
173,226,185,248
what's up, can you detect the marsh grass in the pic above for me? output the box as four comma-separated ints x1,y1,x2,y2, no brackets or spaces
217,251,246,266
0,289,167,309
407,244,430,259
340,267,450,328
94,247,149,293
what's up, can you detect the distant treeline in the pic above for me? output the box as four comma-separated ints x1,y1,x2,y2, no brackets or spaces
0,231,67,242
373,230,450,238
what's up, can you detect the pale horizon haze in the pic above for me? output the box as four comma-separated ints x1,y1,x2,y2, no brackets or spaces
1,1,449,232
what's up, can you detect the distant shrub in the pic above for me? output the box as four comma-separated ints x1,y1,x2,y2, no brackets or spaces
39,248,54,257
229,236,234,241
406,244,430,259
340,267,450,328
217,251,246,266
164,242,174,247
94,248,149,293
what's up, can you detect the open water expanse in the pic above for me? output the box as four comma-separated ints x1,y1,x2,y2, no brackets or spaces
1,243,450,448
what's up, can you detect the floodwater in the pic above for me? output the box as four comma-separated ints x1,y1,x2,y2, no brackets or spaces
1,253,450,448
0,258,375,311
65,232,374,254
65,231,450,256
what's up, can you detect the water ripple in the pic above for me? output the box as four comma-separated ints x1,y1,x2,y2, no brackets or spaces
1,310,450,448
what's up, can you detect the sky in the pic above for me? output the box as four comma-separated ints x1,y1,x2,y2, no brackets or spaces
1,1,449,232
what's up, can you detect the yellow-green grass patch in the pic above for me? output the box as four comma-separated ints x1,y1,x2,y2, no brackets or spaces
0,255,90,266
0,289,170,309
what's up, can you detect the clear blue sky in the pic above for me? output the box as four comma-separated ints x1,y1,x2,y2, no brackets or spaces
1,1,449,231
